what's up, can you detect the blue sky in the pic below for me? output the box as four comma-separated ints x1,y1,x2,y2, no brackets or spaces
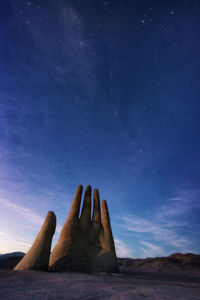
0,0,200,258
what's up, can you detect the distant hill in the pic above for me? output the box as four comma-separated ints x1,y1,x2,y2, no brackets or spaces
0,252,25,270
0,252,25,260
118,253,200,273
1,251,200,273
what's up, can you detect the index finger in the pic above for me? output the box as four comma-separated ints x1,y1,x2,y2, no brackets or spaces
68,185,83,219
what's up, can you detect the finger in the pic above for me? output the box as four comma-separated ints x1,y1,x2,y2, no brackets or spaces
80,185,91,223
42,211,57,236
92,189,101,223
14,211,56,271
102,200,111,232
68,185,83,219
102,200,116,253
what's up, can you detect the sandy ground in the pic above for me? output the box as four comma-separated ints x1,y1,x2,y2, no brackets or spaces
0,270,200,300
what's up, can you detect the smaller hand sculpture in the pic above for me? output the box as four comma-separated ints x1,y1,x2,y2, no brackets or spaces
49,185,119,273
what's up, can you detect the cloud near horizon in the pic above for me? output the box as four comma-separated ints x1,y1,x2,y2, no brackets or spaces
140,241,166,258
0,231,31,253
115,189,200,257
114,239,132,258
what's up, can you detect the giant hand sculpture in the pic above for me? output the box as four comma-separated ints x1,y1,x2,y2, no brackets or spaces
14,185,119,273
49,185,119,273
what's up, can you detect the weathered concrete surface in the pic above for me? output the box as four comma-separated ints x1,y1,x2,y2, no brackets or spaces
14,211,56,271
49,185,119,273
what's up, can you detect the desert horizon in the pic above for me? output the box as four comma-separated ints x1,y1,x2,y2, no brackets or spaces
0,251,200,299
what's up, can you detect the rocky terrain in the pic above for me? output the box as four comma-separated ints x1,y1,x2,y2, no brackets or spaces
0,252,200,299
118,253,200,274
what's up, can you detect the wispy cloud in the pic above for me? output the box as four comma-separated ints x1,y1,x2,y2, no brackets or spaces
0,197,64,253
0,197,62,233
120,213,193,252
0,198,43,225
0,231,31,253
159,189,200,218
116,189,200,257
114,239,132,258
140,241,166,258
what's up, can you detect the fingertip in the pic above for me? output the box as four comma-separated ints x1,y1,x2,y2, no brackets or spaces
102,199,107,207
47,211,56,222
74,184,83,199
67,185,83,219
93,188,99,197
44,211,56,235
47,210,56,216
77,184,83,191
102,200,111,228
83,185,92,199
85,185,91,192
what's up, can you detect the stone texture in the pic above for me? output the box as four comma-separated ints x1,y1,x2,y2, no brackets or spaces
49,185,119,273
14,211,56,271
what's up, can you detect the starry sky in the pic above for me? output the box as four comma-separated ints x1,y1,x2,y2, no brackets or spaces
0,0,200,258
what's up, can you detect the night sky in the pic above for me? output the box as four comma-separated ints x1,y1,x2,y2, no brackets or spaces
0,0,200,258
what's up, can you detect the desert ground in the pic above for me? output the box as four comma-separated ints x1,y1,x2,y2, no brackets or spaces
0,254,200,299
0,269,200,300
